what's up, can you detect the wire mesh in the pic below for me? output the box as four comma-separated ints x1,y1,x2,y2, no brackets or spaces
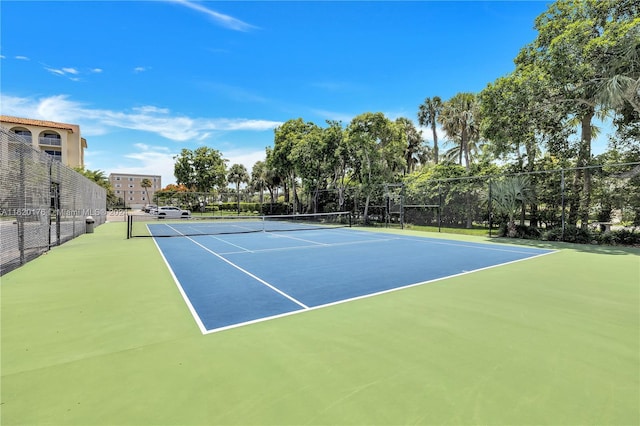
0,127,107,275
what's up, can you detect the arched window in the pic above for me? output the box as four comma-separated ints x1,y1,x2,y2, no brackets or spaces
39,131,62,146
11,127,32,143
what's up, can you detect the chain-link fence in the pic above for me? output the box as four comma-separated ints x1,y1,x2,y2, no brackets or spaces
402,163,640,238
146,162,639,240
295,163,640,236
0,128,107,275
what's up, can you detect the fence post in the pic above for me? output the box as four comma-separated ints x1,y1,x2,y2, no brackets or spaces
438,184,442,233
488,178,492,238
561,168,565,241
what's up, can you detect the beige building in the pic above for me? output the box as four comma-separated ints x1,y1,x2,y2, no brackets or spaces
109,173,161,209
0,115,87,168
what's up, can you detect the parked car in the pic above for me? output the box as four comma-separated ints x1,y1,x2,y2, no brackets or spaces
142,204,157,213
156,206,191,219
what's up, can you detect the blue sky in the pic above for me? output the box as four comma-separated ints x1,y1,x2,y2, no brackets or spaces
0,1,610,185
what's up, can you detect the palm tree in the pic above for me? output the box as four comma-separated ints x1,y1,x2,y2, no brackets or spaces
227,164,250,214
442,135,486,166
418,96,443,164
438,93,480,171
395,117,426,174
140,178,152,206
490,176,534,237
250,161,268,209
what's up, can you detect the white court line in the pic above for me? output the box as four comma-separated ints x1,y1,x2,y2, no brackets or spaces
178,234,310,310
217,236,397,255
151,237,208,334
332,228,556,256
270,232,329,246
202,249,558,334
207,234,253,252
156,224,557,335
392,235,558,255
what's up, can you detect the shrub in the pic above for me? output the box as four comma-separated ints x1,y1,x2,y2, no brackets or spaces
541,225,593,244
218,202,261,213
514,224,542,239
606,229,640,246
496,223,541,239
261,203,290,215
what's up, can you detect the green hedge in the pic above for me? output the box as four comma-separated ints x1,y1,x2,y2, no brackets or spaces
218,202,261,213
539,226,640,246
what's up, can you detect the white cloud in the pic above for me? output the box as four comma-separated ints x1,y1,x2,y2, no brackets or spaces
119,144,178,186
225,148,266,172
15,56,29,61
133,66,147,73
0,94,282,141
171,0,258,32
91,68,103,73
133,105,171,114
44,65,84,80
45,67,65,75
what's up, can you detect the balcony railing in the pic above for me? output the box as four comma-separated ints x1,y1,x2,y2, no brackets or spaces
39,136,62,146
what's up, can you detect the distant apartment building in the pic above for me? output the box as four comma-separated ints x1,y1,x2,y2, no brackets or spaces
109,173,161,209
0,115,87,168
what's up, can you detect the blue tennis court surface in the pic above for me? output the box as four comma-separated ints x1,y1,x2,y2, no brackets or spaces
153,228,555,334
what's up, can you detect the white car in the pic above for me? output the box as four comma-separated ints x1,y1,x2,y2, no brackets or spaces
156,206,191,219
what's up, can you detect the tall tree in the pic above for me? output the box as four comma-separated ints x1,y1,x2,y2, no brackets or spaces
289,121,331,213
250,160,268,207
346,112,404,222
140,178,152,205
227,163,250,214
173,147,227,192
272,118,318,213
264,147,283,209
438,93,481,171
417,96,443,164
517,0,639,227
593,19,640,114
395,117,427,174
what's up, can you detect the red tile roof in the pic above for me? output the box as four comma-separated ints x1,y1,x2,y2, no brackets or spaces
0,115,78,133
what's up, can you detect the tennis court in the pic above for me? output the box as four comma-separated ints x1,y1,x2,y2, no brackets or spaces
143,214,555,333
2,221,639,425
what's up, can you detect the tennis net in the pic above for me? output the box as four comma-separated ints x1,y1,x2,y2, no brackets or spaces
127,211,352,238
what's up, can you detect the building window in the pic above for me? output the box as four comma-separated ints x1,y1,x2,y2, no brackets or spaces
11,128,32,143
116,177,121,181
39,131,62,146
44,150,62,161
128,177,134,181
128,184,134,188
